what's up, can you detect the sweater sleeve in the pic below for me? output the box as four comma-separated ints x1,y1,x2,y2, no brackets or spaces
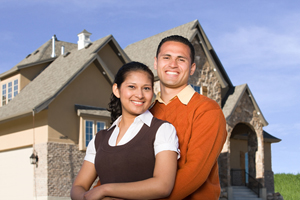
161,107,227,200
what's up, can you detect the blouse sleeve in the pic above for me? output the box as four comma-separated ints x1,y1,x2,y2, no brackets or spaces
154,123,180,159
84,137,96,164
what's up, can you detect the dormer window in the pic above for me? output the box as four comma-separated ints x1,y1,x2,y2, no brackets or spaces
1,78,19,106
2,84,6,106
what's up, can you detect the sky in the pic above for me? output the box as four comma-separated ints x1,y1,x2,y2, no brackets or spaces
0,0,299,174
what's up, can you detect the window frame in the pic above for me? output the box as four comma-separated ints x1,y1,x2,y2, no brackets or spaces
1,77,19,106
80,118,107,150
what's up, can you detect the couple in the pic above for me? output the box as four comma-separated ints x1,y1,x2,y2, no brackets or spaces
71,35,227,200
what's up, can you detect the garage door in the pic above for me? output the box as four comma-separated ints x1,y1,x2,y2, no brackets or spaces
0,147,34,200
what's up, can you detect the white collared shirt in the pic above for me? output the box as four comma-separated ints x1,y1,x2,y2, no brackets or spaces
84,110,180,163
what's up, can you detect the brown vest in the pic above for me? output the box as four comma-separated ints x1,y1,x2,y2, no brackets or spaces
94,117,166,184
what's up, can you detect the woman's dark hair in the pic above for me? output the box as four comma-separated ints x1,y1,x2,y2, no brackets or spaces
108,61,154,123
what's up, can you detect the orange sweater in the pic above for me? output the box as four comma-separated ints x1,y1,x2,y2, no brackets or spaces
150,92,227,200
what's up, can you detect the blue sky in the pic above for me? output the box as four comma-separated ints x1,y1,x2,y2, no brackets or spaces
0,0,299,174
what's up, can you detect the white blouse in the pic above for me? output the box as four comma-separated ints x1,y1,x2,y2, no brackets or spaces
84,110,180,163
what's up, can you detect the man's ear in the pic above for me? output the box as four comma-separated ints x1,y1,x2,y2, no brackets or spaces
190,63,196,76
112,83,120,98
154,57,158,70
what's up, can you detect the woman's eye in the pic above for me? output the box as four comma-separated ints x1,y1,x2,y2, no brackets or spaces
128,85,135,89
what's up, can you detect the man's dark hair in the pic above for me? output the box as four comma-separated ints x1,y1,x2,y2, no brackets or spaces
156,35,195,63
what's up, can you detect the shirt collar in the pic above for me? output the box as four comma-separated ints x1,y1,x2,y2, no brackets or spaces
108,110,153,130
155,85,195,105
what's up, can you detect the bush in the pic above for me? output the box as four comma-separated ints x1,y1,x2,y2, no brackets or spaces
274,173,300,200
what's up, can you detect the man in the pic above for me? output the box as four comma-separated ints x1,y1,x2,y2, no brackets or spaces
150,35,227,200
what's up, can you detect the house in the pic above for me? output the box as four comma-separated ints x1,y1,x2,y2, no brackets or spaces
0,20,280,200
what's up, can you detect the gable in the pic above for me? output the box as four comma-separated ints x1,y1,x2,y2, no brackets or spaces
222,84,268,126
0,35,129,123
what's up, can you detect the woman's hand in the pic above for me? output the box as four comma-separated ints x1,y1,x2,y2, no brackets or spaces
70,161,98,200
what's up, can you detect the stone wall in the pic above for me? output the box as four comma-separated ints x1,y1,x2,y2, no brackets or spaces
226,91,265,183
35,143,49,197
265,170,275,193
34,142,86,198
191,37,222,105
47,142,85,197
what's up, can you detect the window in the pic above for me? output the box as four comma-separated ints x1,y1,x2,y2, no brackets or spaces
1,79,19,106
191,85,201,94
84,120,106,147
2,84,6,106
97,121,105,132
14,79,18,97
85,120,94,147
7,82,12,102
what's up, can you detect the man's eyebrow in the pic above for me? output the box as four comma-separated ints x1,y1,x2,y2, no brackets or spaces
177,55,188,59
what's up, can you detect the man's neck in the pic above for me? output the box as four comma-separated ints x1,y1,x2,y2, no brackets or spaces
160,84,187,104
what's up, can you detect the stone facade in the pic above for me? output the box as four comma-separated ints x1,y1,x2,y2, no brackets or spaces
265,170,275,193
34,142,87,198
190,37,222,106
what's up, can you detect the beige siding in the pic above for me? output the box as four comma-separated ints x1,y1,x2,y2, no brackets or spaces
47,62,112,144
264,142,272,171
98,44,124,76
0,110,48,151
20,63,49,90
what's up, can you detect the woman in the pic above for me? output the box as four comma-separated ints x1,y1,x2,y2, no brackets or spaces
71,62,179,200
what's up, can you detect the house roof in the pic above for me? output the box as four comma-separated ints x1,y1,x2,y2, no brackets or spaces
75,104,110,117
0,34,128,123
0,38,77,79
222,84,268,126
231,130,281,143
124,19,233,88
263,130,281,143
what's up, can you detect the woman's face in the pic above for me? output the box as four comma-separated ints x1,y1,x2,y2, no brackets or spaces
113,70,153,119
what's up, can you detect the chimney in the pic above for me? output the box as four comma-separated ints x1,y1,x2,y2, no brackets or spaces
61,45,65,55
77,29,92,50
51,35,57,58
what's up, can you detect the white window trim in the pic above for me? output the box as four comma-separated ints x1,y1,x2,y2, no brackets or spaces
78,117,108,151
1,78,19,106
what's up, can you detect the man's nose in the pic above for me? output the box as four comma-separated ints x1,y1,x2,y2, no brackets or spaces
169,58,178,68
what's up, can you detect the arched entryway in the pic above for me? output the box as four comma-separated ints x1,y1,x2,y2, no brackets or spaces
230,123,258,187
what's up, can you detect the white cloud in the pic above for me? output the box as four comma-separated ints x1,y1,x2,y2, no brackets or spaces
215,16,300,69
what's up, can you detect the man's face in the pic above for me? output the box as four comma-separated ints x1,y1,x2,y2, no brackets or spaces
154,41,196,90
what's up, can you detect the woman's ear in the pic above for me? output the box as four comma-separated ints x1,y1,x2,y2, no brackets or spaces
112,83,120,98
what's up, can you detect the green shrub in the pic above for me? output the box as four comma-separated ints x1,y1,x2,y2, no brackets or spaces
274,173,300,200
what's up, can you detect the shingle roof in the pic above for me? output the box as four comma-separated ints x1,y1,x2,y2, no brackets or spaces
263,130,281,143
0,39,77,79
231,130,281,143
222,84,268,126
0,35,118,122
